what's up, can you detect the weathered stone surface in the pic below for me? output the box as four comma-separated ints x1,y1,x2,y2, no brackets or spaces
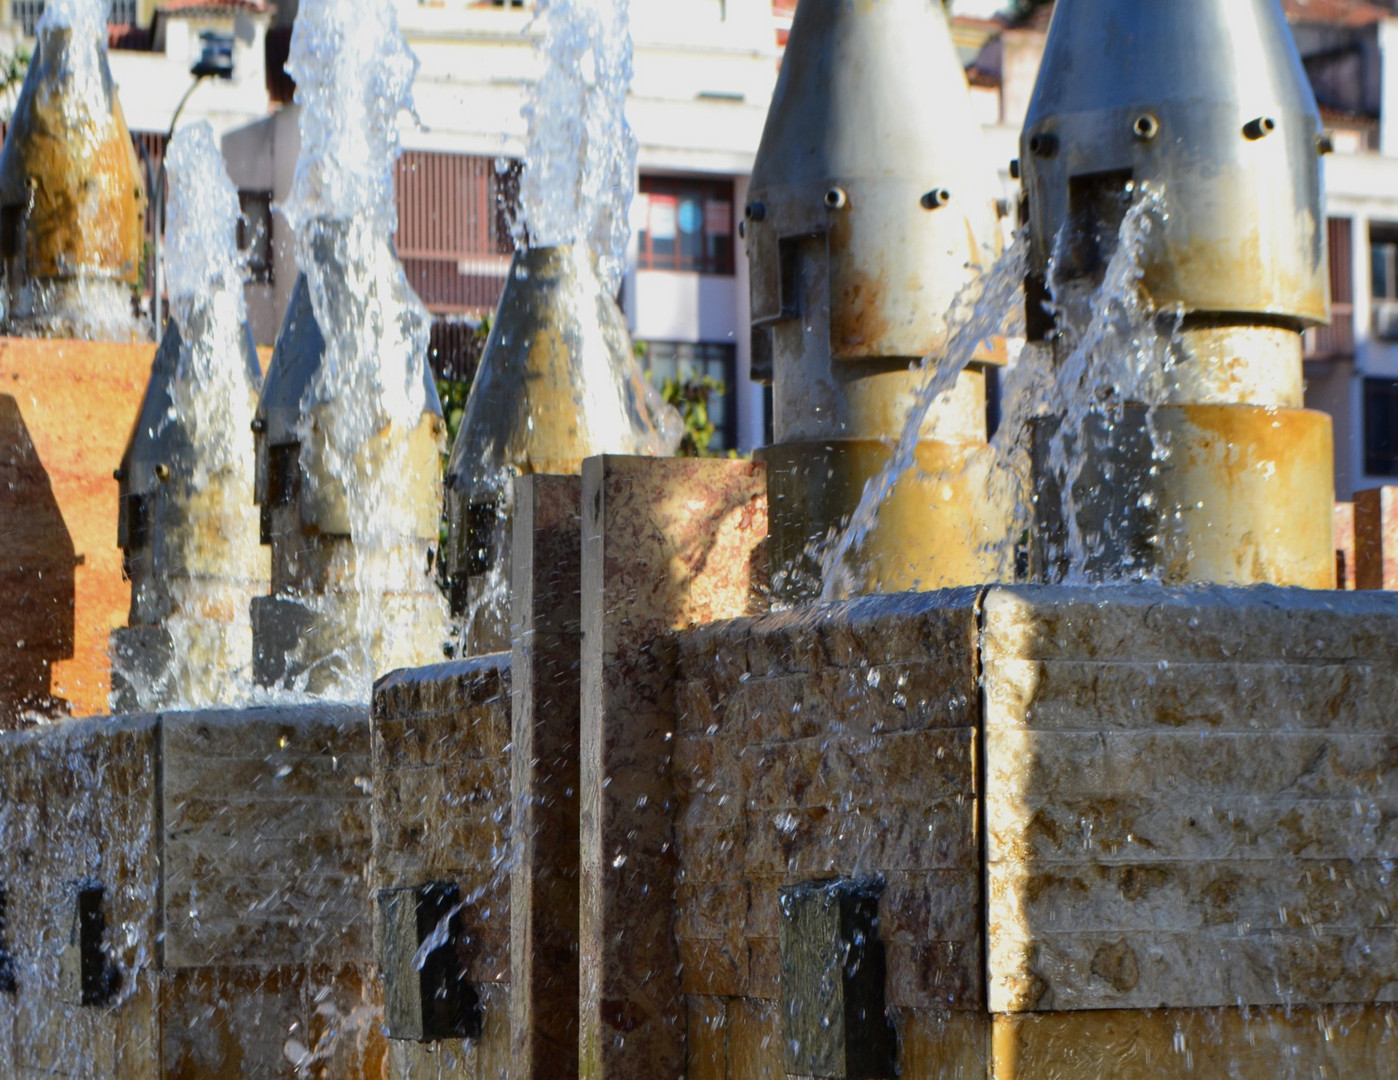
0,713,160,1079
982,584,1398,1014
509,475,582,1080
162,705,372,970
1355,486,1398,590
990,1004,1398,1079
673,589,984,1015
161,963,386,1079
580,456,767,1080
371,656,513,993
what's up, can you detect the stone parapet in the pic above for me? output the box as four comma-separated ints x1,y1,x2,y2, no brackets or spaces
0,713,159,1079
0,705,382,1079
371,655,513,1077
981,585,1398,1016
509,474,583,1080
579,456,766,1080
673,583,1398,1078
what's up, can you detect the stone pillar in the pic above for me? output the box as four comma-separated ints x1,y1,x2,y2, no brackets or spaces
579,456,766,1080
510,474,583,1079
370,659,513,1079
1335,501,1356,590
1355,486,1398,590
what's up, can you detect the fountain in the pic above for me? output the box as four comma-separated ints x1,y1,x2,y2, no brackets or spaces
249,0,447,699
0,0,147,342
110,122,268,713
1020,0,1336,588
5,0,1398,1077
746,0,1006,601
442,0,677,656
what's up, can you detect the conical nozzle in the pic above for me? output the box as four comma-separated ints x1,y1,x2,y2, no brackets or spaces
0,17,147,336
746,0,1005,598
1020,0,1327,332
443,243,673,639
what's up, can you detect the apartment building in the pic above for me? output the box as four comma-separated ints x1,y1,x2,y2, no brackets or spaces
9,0,1398,474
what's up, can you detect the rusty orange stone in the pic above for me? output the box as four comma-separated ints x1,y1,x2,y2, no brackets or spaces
0,337,155,720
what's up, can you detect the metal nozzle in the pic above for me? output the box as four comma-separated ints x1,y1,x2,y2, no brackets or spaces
746,0,1004,597
443,243,672,638
1020,0,1328,333
0,19,147,336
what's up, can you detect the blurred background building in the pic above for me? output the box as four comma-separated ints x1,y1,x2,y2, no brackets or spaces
0,0,1395,493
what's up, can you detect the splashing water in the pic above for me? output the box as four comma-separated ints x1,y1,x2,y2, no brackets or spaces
131,124,264,709
37,0,107,33
817,241,1028,600
819,187,1176,597
281,0,446,699
518,0,638,293
997,185,1177,584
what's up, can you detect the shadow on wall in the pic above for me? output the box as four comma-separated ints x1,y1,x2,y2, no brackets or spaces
0,394,75,726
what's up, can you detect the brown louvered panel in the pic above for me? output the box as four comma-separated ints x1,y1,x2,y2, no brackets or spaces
1306,216,1354,362
402,255,511,315
395,151,521,271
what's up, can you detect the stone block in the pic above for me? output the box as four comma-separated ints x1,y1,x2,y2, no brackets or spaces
1335,500,1355,589
0,713,160,1077
379,883,482,1043
580,455,767,1080
981,584,1398,1015
1356,485,1398,590
161,963,385,1080
509,474,582,1080
991,1004,1398,1079
894,1009,989,1079
371,653,513,994
778,878,897,1079
161,705,372,969
726,996,784,1080
686,996,727,1080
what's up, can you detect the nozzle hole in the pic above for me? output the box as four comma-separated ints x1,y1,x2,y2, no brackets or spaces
824,187,848,210
1133,114,1159,141
921,189,951,210
153,463,171,483
1243,116,1276,141
1028,132,1058,158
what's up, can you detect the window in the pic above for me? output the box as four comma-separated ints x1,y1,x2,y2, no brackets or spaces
1365,379,1398,476
11,0,42,35
1371,224,1398,340
642,340,737,451
238,191,273,285
635,176,735,275
13,0,137,33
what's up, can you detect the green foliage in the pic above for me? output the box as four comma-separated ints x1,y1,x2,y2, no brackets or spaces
435,314,490,453
660,373,726,458
0,47,28,107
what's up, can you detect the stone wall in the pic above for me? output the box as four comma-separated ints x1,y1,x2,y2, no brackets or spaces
673,591,983,1078
0,713,159,1079
0,704,379,1080
670,584,1398,1078
982,585,1398,1015
371,656,513,1080
0,340,155,721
